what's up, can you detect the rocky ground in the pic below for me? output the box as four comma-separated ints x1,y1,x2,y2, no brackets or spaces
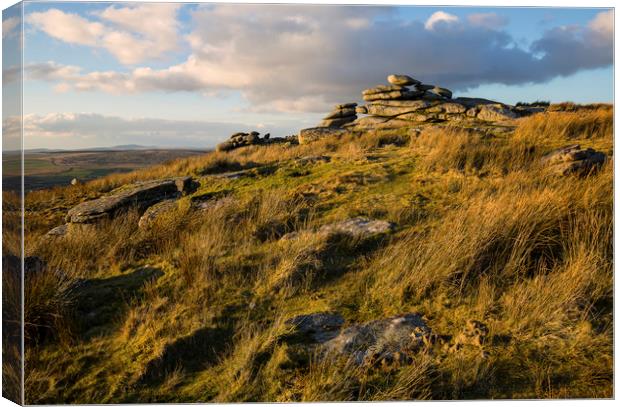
2,81,613,402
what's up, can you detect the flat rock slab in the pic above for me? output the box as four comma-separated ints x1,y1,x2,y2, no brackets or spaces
318,217,395,238
66,177,194,223
282,217,395,241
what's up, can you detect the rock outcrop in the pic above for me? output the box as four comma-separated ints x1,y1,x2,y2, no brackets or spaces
65,177,196,224
542,145,607,176
215,131,295,152
298,74,546,140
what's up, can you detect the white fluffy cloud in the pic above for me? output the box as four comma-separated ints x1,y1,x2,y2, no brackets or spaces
425,11,459,30
24,6,614,113
27,4,181,64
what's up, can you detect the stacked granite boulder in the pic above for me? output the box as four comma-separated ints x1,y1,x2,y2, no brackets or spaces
320,103,358,128
216,131,294,152
298,73,546,143
353,74,526,128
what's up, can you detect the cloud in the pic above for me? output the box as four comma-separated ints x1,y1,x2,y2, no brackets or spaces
467,13,508,30
25,6,613,113
3,16,20,38
425,11,459,30
6,113,296,149
27,4,181,64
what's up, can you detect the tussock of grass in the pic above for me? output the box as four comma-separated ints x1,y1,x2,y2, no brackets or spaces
15,105,613,402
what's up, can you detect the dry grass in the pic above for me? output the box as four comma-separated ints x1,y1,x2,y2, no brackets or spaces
15,105,613,402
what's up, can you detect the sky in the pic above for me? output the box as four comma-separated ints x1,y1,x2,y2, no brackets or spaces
1,2,614,150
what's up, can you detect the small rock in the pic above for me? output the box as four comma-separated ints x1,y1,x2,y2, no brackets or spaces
70,178,80,186
318,217,395,238
542,145,607,176
323,314,430,365
387,74,420,86
47,224,70,237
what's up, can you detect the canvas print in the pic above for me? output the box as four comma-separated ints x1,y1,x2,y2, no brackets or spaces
1,1,614,403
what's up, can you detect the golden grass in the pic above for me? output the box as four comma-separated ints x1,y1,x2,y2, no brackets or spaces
14,105,614,402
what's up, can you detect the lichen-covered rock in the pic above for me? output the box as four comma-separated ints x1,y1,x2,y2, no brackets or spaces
476,104,518,122
298,127,349,144
66,177,194,223
138,199,179,229
542,145,607,176
317,217,395,238
281,217,395,242
323,314,431,365
355,105,368,114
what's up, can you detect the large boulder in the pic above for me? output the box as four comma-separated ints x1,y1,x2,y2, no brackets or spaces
542,145,607,176
66,177,195,223
476,104,518,122
298,127,349,144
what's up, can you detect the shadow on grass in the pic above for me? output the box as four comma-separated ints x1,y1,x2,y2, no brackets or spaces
72,266,164,339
